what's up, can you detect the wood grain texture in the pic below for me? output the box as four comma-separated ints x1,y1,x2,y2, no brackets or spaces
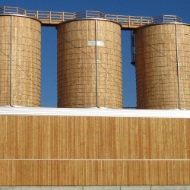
0,115,190,185
0,116,190,159
0,160,190,186
57,19,122,108
0,16,41,107
135,24,190,109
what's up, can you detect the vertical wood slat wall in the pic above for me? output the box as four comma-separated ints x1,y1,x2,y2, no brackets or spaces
0,115,190,185
0,16,41,107
57,19,122,108
135,24,190,109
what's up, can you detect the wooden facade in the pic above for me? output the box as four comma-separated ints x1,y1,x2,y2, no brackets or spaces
0,114,190,185
0,16,41,107
135,24,190,109
57,19,122,108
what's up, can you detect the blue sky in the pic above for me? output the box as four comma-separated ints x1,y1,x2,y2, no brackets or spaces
1,0,190,107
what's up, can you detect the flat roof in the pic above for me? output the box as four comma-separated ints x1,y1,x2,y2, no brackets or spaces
0,107,190,118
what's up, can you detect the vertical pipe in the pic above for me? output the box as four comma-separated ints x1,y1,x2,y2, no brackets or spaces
10,16,13,107
175,24,181,109
95,19,99,108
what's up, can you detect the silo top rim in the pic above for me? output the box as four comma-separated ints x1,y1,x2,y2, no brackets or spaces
57,18,122,27
135,22,190,30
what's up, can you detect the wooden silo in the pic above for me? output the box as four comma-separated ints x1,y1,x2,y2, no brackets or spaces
135,24,190,109
0,15,41,107
57,19,122,108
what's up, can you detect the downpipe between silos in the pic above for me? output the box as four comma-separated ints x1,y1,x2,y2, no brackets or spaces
175,24,181,110
10,16,14,107
95,19,99,108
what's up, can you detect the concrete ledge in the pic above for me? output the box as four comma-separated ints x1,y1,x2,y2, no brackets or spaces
0,106,190,118
0,186,189,190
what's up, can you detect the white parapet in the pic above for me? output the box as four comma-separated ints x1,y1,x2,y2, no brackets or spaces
0,106,190,118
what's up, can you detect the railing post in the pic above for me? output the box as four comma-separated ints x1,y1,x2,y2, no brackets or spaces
128,16,130,28
24,10,26,16
116,15,118,22
140,16,142,25
174,15,177,22
62,12,64,21
98,11,100,18
36,10,38,19
50,11,51,24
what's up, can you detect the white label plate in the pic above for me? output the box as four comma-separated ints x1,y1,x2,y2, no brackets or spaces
88,41,104,47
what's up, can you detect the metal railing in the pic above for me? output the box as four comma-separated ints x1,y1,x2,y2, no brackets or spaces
75,11,153,26
106,14,153,26
0,6,183,28
26,10,75,21
75,10,105,19
0,6,26,15
153,15,182,24
0,6,75,22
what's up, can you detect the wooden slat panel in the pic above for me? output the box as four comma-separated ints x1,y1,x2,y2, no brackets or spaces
0,160,190,185
0,115,190,185
0,116,190,159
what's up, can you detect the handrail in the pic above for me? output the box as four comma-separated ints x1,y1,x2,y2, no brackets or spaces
153,15,182,24
106,14,153,25
75,11,153,26
75,10,104,19
0,6,183,28
0,6,26,15
0,6,75,22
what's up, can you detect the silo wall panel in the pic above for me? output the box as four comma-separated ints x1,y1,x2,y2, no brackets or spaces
135,24,190,109
57,19,122,108
0,16,41,107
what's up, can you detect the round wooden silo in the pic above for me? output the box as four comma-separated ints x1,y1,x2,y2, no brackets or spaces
0,15,41,107
57,19,122,108
135,24,190,109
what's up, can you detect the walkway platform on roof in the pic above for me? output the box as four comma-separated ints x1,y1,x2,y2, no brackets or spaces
0,6,183,29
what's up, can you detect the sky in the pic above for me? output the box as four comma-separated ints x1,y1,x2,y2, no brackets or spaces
1,0,190,108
